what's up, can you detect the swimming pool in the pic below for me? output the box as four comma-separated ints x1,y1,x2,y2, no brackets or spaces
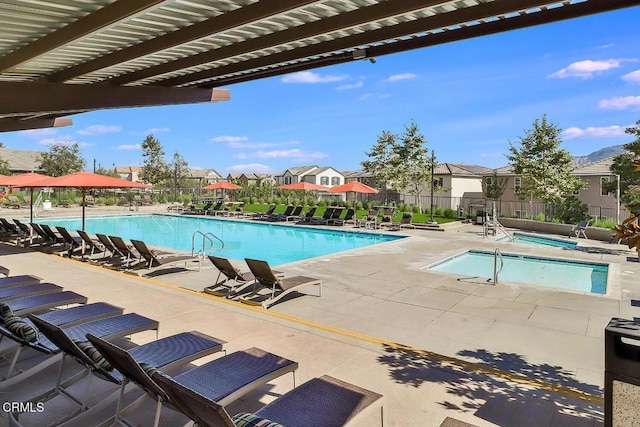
501,232,578,249
426,250,608,294
39,214,403,265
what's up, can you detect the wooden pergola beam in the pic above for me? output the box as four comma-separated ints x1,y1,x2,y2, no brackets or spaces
0,0,164,72
0,117,73,133
45,0,318,83
0,82,230,116
168,0,640,88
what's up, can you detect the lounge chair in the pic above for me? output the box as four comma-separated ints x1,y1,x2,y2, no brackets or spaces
0,274,41,289
84,331,227,426
147,347,298,418
8,313,176,426
84,195,96,207
309,207,335,225
297,206,317,223
95,233,119,260
0,302,124,385
6,195,21,209
204,255,283,298
55,226,83,256
0,282,61,301
267,205,295,221
570,219,590,238
283,205,304,221
108,235,140,267
251,203,276,220
41,224,65,245
240,258,322,308
0,218,21,236
143,194,154,205
29,223,53,244
153,372,384,427
0,291,87,317
130,239,195,270
77,230,105,257
380,212,415,231
330,208,355,226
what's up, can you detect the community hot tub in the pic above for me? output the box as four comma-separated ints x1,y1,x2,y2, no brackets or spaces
425,250,608,294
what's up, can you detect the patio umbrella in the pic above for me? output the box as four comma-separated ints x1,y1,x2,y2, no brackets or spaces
277,182,329,192
202,181,242,191
0,172,52,224
25,172,150,230
329,182,378,210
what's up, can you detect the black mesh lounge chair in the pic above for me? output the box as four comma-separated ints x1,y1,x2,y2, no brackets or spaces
283,205,304,221
130,239,195,270
0,274,41,289
0,282,61,301
95,233,118,260
8,313,170,425
29,222,52,244
77,230,105,257
85,332,226,427
109,235,140,267
380,212,415,231
55,226,82,256
251,203,276,220
0,218,21,237
153,372,384,427
240,258,322,309
267,205,294,221
297,206,317,223
330,208,355,226
310,207,335,225
204,255,255,297
570,219,590,238
0,302,123,384
2,291,87,317
40,224,64,244
133,347,297,425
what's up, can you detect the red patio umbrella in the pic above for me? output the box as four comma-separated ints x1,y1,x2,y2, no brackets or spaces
277,182,329,192
0,173,52,223
25,172,151,230
329,182,378,208
202,181,242,190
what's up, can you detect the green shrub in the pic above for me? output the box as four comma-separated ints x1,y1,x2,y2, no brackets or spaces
553,196,589,225
443,208,456,218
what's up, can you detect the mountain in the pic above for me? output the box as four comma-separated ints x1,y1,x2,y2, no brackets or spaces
573,144,626,167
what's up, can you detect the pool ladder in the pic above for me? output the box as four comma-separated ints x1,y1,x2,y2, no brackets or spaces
191,231,224,269
491,248,504,285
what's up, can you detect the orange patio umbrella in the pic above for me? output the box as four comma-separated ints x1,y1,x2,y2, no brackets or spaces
0,173,52,224
202,181,242,190
277,182,329,192
329,182,378,208
25,172,151,230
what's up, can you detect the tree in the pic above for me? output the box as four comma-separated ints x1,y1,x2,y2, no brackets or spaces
362,121,435,208
506,115,585,218
39,142,86,176
95,166,120,178
139,134,168,186
606,120,640,205
168,152,190,197
482,171,507,201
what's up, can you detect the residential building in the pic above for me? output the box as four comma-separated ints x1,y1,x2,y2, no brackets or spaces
237,173,273,186
114,166,142,182
187,168,222,187
277,165,319,185
300,167,344,188
0,148,44,174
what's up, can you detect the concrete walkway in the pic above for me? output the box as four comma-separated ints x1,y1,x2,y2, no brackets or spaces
1,203,638,426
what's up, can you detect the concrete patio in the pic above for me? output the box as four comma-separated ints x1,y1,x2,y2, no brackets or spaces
1,202,638,426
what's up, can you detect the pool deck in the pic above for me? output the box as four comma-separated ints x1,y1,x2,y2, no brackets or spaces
2,203,639,426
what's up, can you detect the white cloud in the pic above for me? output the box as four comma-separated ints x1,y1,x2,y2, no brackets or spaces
282,71,346,84
76,124,121,136
18,128,58,138
622,70,640,84
115,144,142,150
597,44,615,49
38,137,90,147
548,59,622,79
254,149,327,161
226,163,272,173
357,93,391,101
211,135,248,143
385,73,417,82
227,141,299,149
234,153,248,159
599,96,640,110
335,81,363,90
562,125,627,140
145,127,169,134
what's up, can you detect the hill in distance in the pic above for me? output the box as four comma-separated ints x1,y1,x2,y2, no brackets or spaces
573,144,626,167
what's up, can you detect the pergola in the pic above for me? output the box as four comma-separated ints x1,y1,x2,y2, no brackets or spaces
1,0,638,133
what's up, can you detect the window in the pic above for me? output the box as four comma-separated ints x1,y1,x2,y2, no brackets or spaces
320,176,329,185
284,176,292,185
514,177,521,191
485,177,493,188
433,177,444,188
331,176,340,186
600,176,611,196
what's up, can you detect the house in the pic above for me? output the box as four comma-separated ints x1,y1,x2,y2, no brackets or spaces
114,166,143,182
187,168,222,186
276,165,344,188
0,148,44,174
238,173,273,186
277,165,318,185
485,158,622,220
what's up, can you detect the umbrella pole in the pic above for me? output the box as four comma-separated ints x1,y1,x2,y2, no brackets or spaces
82,188,86,231
29,188,34,224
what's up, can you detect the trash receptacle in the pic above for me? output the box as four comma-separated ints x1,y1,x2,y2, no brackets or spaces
475,211,486,225
43,200,52,211
605,318,640,427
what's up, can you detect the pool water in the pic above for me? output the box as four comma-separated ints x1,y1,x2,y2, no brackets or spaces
39,214,403,266
501,232,578,249
427,250,607,294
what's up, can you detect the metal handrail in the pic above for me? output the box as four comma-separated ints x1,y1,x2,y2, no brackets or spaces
191,231,224,257
493,248,504,285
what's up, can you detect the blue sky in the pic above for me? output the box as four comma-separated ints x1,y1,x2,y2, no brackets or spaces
2,7,640,175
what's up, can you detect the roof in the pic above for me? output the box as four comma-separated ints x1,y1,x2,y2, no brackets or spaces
0,148,43,172
573,157,615,176
282,165,318,176
2,0,637,132
434,163,493,176
114,165,142,173
188,168,221,179
304,166,343,176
